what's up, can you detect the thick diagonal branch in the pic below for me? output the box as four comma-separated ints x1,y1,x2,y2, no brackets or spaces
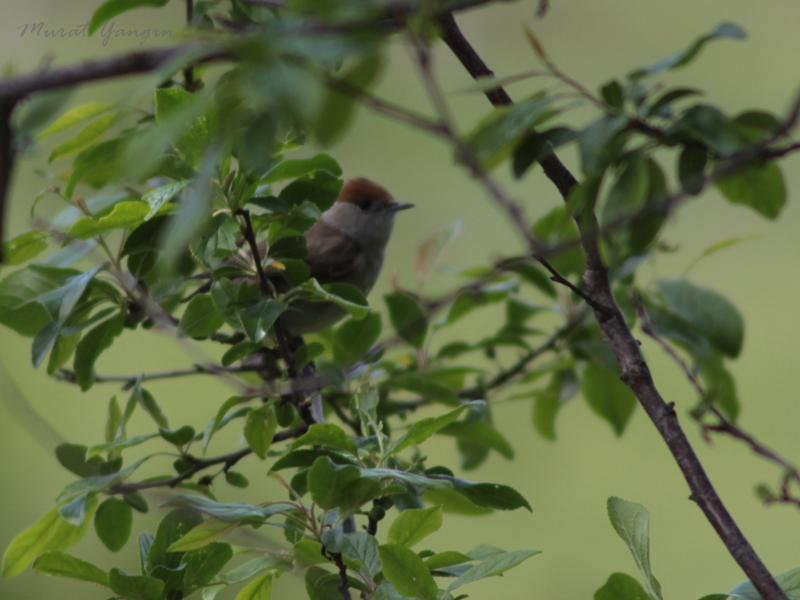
438,11,787,600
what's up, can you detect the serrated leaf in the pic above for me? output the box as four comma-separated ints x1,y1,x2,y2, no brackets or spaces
342,532,381,579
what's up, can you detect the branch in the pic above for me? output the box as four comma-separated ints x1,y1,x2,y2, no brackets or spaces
110,423,307,494
437,12,788,600
0,43,227,101
55,364,262,389
436,12,577,199
0,100,16,263
236,208,320,426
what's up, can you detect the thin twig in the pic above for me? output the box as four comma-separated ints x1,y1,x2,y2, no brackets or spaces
55,364,262,389
110,423,308,494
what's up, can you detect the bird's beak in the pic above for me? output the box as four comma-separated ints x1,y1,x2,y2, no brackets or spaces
388,201,414,212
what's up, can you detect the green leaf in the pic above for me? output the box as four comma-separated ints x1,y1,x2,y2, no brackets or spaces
39,102,114,138
262,154,342,184
715,160,787,219
203,395,253,453
378,544,438,600
607,497,662,600
142,179,190,220
72,313,124,391
307,457,361,510
437,421,515,460
146,507,204,572
2,231,48,266
181,542,233,594
446,549,539,592
292,423,358,454
0,266,69,336
579,114,628,176
630,22,746,78
305,565,344,600
293,341,325,370
465,95,551,169
532,208,585,276
218,556,291,584
225,471,249,488
168,519,238,553
342,532,381,579
513,126,576,180
2,497,98,577
533,367,579,441
32,551,109,586
67,201,151,240
160,426,196,446
56,457,151,503
449,479,532,512
315,55,383,145
677,146,708,196
239,299,287,343
390,375,459,406
602,152,650,227
49,113,116,162
595,572,651,600
384,292,427,349
135,386,170,429
94,497,132,552
445,280,516,325
56,443,102,478
333,312,382,364
180,294,225,338
358,468,451,489
222,341,261,367
387,405,469,457
423,551,473,571
38,266,100,325
581,363,637,437
728,566,800,600
279,170,343,213
88,0,171,36
244,404,278,459
299,279,370,320
421,488,493,516
235,573,273,600
659,279,744,358
109,568,165,600
387,506,442,548
294,540,327,568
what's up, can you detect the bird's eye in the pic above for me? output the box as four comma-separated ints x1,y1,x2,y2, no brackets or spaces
356,199,373,211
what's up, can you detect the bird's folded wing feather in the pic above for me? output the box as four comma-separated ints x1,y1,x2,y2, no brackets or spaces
303,220,362,284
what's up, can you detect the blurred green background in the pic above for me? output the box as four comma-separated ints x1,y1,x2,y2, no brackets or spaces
2,0,800,599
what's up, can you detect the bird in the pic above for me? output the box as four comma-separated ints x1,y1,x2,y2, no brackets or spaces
276,176,413,335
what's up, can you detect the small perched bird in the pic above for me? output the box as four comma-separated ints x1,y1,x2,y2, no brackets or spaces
278,177,413,335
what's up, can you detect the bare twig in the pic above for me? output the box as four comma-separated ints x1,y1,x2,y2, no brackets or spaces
55,364,262,390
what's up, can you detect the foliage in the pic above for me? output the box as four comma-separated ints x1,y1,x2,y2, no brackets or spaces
1,1,799,600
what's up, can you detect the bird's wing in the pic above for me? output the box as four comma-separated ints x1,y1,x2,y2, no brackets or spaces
303,220,362,284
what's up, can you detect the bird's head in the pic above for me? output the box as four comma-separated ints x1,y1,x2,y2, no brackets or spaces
322,177,413,250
